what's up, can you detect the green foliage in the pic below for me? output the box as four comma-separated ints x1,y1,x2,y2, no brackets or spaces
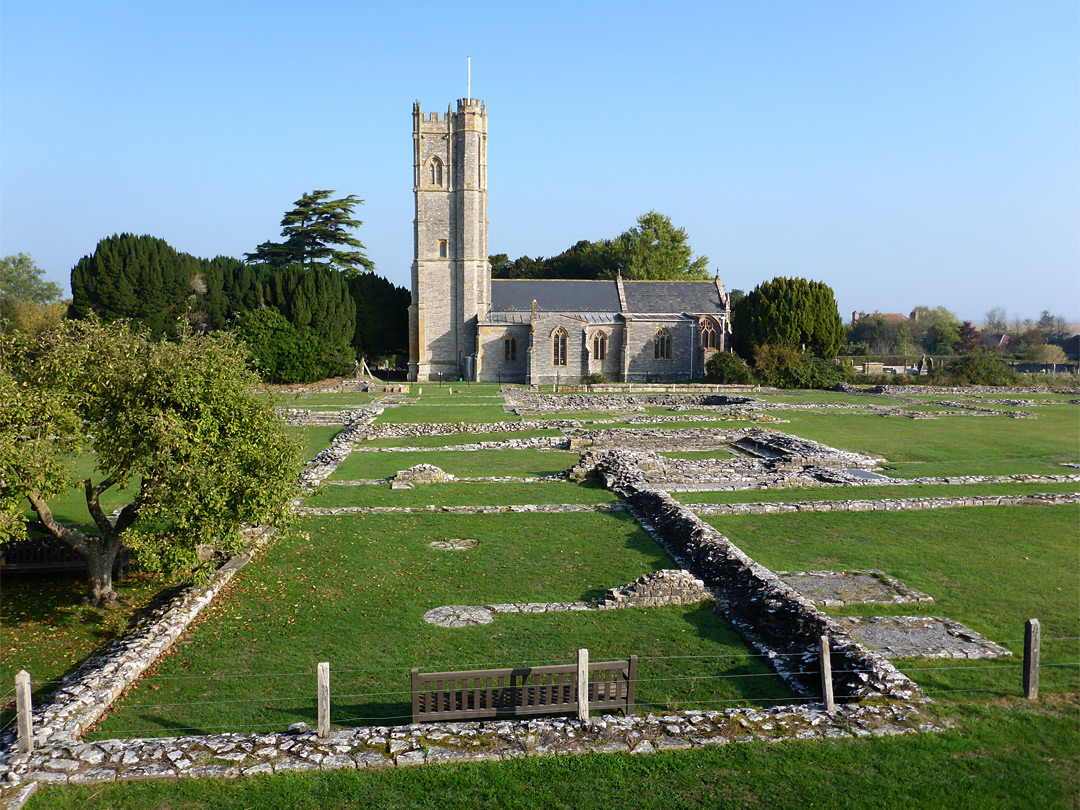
704,351,754,384
583,372,608,385
1,319,300,603
490,211,708,281
911,306,961,355
246,190,373,276
70,234,202,338
930,353,1021,386
237,307,349,385
732,277,844,359
348,273,410,361
750,345,850,389
1,253,63,305
613,211,710,280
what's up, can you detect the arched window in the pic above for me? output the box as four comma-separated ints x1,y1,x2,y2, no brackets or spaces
592,331,607,361
438,240,448,258
552,327,568,367
700,320,717,349
429,157,444,187
504,336,517,362
654,328,672,360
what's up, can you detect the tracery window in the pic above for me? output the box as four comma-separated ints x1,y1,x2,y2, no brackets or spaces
504,336,517,362
429,157,444,187
700,320,717,349
593,332,607,361
654,328,672,360
552,328,568,367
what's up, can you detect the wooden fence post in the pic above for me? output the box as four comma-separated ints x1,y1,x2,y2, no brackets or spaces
317,662,330,738
15,670,33,753
576,648,589,722
819,636,835,713
1024,619,1040,700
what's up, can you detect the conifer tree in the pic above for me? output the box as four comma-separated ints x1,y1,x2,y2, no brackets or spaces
731,277,844,359
246,190,374,276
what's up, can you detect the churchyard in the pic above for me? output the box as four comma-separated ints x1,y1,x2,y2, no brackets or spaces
3,382,1078,808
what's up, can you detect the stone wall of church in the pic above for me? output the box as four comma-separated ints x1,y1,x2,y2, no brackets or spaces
529,314,588,385
585,325,625,382
623,320,700,382
476,323,530,383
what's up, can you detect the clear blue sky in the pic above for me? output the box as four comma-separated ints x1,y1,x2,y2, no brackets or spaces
2,0,1077,323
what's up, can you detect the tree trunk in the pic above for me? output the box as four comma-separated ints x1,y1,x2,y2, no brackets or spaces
84,540,120,606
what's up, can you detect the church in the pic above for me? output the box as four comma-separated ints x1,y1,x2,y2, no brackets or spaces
408,98,731,384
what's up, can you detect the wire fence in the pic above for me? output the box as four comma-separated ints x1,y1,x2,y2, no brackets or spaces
9,635,1077,743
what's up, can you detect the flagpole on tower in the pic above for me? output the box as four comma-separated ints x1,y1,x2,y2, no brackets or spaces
467,56,471,101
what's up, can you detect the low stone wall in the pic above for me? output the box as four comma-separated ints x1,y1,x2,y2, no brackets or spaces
281,409,373,426
391,464,455,488
688,492,1079,516
299,406,385,487
3,701,931,804
299,503,623,516
622,487,922,703
595,450,922,704
504,391,755,414
362,420,580,440
597,569,711,610
353,437,569,453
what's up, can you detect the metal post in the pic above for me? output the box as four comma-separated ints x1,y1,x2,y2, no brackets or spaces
576,648,589,721
1024,619,1040,700
819,636,835,712
15,670,33,753
317,662,330,738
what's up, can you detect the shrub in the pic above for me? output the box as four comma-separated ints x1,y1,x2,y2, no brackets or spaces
583,372,608,386
751,344,851,389
705,351,755,384
930,353,1022,386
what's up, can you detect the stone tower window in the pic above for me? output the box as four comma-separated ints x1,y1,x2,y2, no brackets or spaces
438,240,448,258
429,157,444,187
700,320,717,349
593,331,607,361
654,328,672,360
504,336,517,362
552,328,568,367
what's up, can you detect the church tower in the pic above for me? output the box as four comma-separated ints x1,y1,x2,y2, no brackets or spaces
408,98,491,381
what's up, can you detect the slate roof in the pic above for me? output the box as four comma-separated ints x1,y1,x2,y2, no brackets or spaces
621,281,725,314
484,278,726,325
491,280,621,312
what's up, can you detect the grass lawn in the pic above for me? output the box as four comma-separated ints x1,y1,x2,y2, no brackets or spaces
770,406,1079,478
286,425,343,462
375,405,519,425
407,383,511,398
28,699,1079,810
755,392,907,406
90,512,790,738
303,480,616,509
359,429,564,449
0,572,166,716
673,481,1080,504
329,449,581,481
706,505,1080,697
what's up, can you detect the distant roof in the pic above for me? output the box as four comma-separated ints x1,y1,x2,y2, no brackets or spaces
491,279,620,312
875,313,910,324
622,281,725,314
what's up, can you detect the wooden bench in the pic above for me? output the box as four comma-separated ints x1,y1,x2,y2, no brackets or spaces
411,656,637,724
0,537,130,579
